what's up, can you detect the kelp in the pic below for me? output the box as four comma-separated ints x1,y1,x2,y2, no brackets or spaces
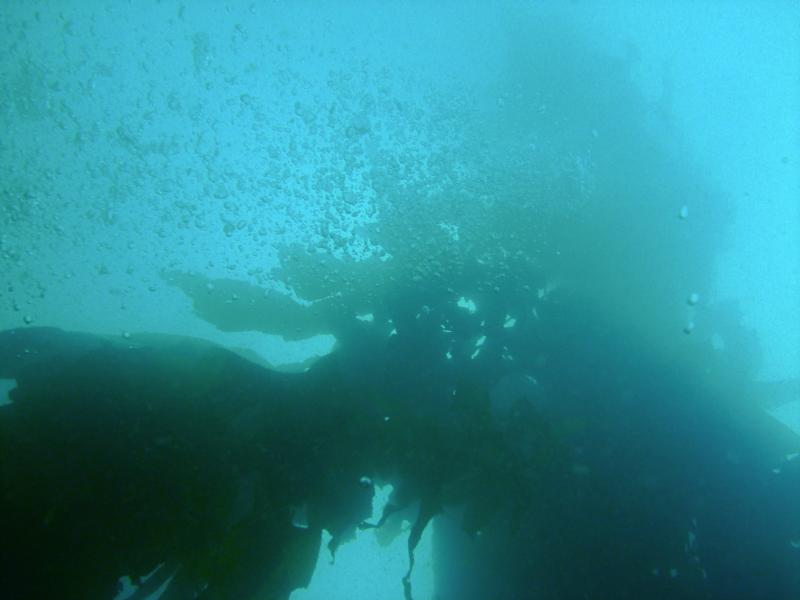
0,326,560,600
2,296,799,600
158,258,800,600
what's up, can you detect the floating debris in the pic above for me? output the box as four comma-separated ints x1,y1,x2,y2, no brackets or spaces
291,504,310,530
457,296,477,314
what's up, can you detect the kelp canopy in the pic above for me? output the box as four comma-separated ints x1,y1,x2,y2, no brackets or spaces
1,304,798,600
0,326,562,599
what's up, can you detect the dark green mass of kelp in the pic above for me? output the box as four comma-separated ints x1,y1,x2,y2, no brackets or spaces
164,270,800,600
0,326,562,599
2,301,798,599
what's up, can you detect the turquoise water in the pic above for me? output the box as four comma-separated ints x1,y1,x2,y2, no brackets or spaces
1,2,798,599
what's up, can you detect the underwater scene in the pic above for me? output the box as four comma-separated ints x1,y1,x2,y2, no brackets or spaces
1,2,798,599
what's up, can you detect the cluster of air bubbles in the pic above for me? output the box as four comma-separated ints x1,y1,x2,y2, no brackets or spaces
678,200,698,334
683,292,699,335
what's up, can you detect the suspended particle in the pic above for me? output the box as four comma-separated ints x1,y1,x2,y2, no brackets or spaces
457,296,477,314
687,293,699,306
291,504,309,530
678,206,689,220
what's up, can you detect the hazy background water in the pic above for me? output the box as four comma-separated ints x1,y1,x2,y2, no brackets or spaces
1,2,797,598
